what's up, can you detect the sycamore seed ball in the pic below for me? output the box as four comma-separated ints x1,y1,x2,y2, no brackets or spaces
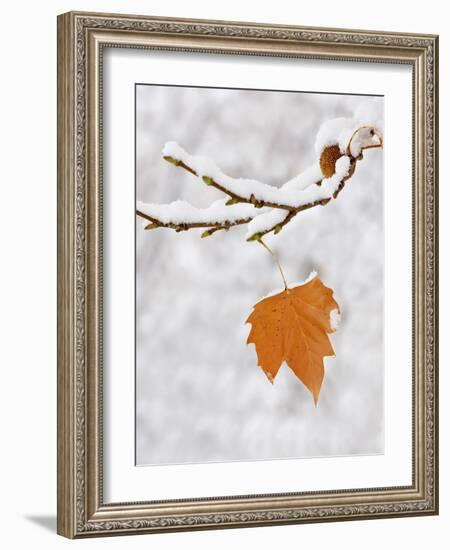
319,144,343,178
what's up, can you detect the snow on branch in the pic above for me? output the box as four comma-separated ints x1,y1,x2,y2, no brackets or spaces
136,199,263,237
245,156,352,240
136,98,383,242
162,141,324,210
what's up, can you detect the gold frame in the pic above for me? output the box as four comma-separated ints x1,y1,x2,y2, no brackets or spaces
57,11,439,539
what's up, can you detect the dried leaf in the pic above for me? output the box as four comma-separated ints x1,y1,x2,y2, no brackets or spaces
246,275,339,404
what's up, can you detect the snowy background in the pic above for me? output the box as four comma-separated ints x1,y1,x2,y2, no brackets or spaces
135,85,384,466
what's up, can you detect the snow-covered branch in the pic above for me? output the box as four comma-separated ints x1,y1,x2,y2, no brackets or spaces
137,99,383,242
162,141,324,211
136,200,261,237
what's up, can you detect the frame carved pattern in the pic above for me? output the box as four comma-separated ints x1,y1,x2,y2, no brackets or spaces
57,11,438,538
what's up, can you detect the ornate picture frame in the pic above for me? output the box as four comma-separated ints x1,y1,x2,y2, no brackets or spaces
57,11,438,538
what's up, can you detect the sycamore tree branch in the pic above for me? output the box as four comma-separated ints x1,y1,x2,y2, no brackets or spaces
163,154,320,211
245,141,383,240
136,128,382,242
136,208,253,238
247,158,357,241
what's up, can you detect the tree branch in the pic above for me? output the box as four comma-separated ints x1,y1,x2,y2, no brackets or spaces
137,126,382,242
136,208,253,237
163,154,300,211
136,202,257,238
247,158,357,241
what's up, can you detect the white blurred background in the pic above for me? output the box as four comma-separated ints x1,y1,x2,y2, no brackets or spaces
136,85,384,465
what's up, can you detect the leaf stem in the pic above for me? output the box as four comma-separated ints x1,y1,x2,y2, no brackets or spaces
258,239,288,290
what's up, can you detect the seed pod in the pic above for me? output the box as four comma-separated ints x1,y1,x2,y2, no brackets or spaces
319,144,343,178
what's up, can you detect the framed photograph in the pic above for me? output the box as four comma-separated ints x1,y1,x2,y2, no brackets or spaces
57,11,439,538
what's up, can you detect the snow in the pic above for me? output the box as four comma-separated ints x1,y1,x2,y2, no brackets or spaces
315,117,352,156
333,155,351,179
245,155,349,239
314,98,384,156
248,156,350,239
282,162,323,191
330,308,341,331
164,141,327,208
137,199,260,225
246,208,288,239
160,141,352,239
347,126,382,158
164,141,287,205
355,98,384,136
163,142,351,215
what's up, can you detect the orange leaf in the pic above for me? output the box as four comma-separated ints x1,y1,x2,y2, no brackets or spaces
246,275,340,404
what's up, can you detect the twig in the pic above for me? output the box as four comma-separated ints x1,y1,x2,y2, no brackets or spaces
345,126,383,157
136,208,253,236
